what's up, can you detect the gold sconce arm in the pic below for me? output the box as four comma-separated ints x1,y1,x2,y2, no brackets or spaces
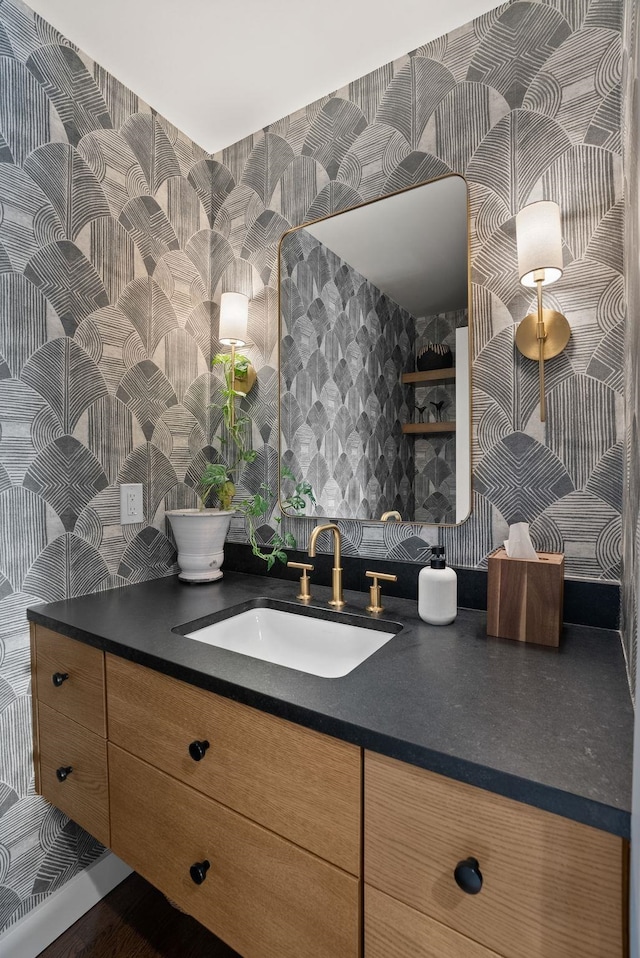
515,202,570,423
515,297,570,423
536,278,546,421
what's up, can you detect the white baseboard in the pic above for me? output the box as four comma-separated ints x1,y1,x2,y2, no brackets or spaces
0,851,132,958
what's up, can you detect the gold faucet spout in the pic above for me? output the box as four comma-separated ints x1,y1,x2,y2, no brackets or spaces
307,523,344,609
308,523,341,564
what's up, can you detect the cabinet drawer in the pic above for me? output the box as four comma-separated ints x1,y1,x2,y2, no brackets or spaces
365,885,502,958
109,743,360,958
32,626,105,736
365,751,626,958
37,702,109,846
106,654,361,875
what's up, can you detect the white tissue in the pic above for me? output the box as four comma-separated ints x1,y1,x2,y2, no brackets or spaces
503,522,539,561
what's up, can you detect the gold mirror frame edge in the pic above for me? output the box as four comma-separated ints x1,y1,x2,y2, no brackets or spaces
276,172,473,530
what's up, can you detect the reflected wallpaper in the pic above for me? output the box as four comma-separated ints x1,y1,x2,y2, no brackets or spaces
280,228,415,520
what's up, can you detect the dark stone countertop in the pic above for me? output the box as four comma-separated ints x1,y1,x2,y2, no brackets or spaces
27,571,634,839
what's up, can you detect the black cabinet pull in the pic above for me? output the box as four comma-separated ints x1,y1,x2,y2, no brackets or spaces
189,860,210,885
52,672,69,687
454,857,483,894
188,740,210,762
56,765,73,782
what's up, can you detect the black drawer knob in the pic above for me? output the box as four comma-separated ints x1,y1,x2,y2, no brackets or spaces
56,765,73,782
52,672,69,687
189,860,210,885
188,740,210,762
454,857,483,894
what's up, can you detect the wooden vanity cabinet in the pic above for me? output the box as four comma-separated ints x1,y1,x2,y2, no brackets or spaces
105,653,362,958
30,627,361,958
365,885,504,958
31,626,629,958
365,750,627,958
109,744,359,958
105,653,360,875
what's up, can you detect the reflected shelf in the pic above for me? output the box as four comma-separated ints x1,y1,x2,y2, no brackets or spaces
402,422,456,434
402,368,457,384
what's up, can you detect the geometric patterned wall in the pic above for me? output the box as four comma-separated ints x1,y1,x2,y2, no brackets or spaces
0,0,629,936
280,227,416,519
0,0,224,933
444,0,624,580
230,0,628,577
622,0,639,696
216,0,625,579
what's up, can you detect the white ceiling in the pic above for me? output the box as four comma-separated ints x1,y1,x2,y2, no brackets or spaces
304,176,468,317
26,0,504,154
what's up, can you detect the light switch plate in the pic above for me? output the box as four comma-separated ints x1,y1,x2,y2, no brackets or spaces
120,483,143,524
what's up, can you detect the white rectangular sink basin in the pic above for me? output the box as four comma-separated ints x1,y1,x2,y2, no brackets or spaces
182,604,399,678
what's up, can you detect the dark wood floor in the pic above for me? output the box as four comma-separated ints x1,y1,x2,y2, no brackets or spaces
38,872,239,957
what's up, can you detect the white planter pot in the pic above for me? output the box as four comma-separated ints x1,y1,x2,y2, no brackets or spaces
166,509,234,583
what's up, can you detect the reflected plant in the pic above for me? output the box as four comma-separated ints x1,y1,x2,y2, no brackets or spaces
430,400,446,422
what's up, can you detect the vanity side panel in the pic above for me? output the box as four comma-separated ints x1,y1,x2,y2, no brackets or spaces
365,751,626,958
109,743,361,958
29,622,41,795
106,653,361,875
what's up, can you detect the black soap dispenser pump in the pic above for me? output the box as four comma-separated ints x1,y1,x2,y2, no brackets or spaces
418,546,457,625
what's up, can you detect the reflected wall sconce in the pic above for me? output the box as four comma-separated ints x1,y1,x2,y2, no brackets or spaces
218,292,256,426
515,201,571,421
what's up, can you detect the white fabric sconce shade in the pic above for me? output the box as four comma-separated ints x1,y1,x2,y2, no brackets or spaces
219,292,248,345
516,201,563,287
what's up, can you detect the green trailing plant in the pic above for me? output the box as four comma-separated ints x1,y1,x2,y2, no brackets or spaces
239,465,315,570
198,352,256,510
198,352,315,570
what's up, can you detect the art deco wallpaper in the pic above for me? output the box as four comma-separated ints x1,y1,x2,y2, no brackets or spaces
213,0,624,579
0,0,220,931
280,226,416,520
622,0,638,692
0,0,628,935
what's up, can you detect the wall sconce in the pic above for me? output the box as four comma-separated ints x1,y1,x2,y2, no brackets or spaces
515,201,571,422
218,292,256,426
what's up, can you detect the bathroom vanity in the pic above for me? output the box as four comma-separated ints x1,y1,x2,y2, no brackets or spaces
28,572,632,958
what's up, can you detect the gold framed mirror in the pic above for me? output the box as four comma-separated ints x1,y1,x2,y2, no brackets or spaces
278,174,471,526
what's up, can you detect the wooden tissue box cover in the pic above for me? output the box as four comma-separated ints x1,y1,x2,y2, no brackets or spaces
487,548,564,647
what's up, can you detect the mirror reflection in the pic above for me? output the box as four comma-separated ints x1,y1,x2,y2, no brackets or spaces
278,174,470,525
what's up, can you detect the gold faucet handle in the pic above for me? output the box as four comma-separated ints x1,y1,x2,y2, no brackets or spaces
366,571,398,583
287,561,314,601
365,571,398,614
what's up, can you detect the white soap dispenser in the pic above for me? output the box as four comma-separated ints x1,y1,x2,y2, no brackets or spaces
418,546,457,625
